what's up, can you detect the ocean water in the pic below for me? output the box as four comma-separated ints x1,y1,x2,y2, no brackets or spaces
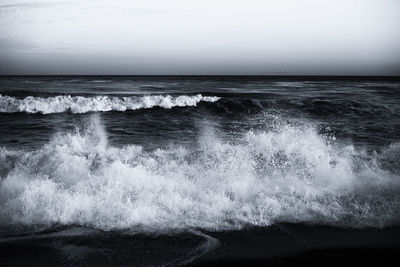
0,76,400,265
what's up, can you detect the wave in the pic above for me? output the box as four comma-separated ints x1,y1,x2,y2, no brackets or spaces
0,114,399,232
0,94,220,114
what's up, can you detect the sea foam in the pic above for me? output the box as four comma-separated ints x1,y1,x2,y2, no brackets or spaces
0,115,399,232
0,94,220,114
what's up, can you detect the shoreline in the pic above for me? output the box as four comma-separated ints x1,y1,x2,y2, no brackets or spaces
190,224,400,266
0,224,399,266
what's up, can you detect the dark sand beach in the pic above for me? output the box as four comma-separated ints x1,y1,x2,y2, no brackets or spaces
1,224,400,266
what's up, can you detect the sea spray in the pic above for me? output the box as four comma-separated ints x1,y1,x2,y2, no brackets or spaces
0,114,399,231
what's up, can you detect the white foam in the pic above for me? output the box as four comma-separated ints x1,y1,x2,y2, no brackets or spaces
0,94,220,114
0,115,399,232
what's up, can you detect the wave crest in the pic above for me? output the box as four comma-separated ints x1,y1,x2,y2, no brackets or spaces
0,94,220,114
0,115,399,232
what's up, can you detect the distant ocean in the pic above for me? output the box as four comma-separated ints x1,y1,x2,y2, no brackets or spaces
0,76,399,266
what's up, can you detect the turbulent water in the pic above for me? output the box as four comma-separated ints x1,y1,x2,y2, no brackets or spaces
0,76,400,234
0,94,220,114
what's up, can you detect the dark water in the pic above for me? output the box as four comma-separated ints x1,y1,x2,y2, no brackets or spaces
0,76,400,266
1,76,400,150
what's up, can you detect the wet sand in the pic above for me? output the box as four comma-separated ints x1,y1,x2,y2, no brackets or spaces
190,224,400,266
1,224,399,266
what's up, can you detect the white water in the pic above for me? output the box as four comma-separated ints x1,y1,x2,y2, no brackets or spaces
0,115,399,232
0,94,220,114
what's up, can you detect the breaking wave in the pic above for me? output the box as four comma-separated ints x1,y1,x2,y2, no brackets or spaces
0,94,220,114
0,114,399,232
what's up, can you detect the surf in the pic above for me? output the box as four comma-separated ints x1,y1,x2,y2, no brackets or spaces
0,94,220,114
0,114,399,232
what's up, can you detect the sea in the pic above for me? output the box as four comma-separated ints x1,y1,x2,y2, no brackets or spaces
0,76,399,266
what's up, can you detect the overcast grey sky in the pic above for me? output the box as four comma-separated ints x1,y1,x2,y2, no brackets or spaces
0,0,399,75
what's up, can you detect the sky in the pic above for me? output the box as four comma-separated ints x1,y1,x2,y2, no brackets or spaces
0,0,399,75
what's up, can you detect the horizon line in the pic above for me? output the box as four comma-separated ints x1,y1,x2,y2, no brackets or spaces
1,74,399,77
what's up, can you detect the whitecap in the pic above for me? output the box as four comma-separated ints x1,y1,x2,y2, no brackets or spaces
0,94,220,114
0,115,399,232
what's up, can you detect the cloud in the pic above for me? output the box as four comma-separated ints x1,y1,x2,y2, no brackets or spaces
0,1,92,10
